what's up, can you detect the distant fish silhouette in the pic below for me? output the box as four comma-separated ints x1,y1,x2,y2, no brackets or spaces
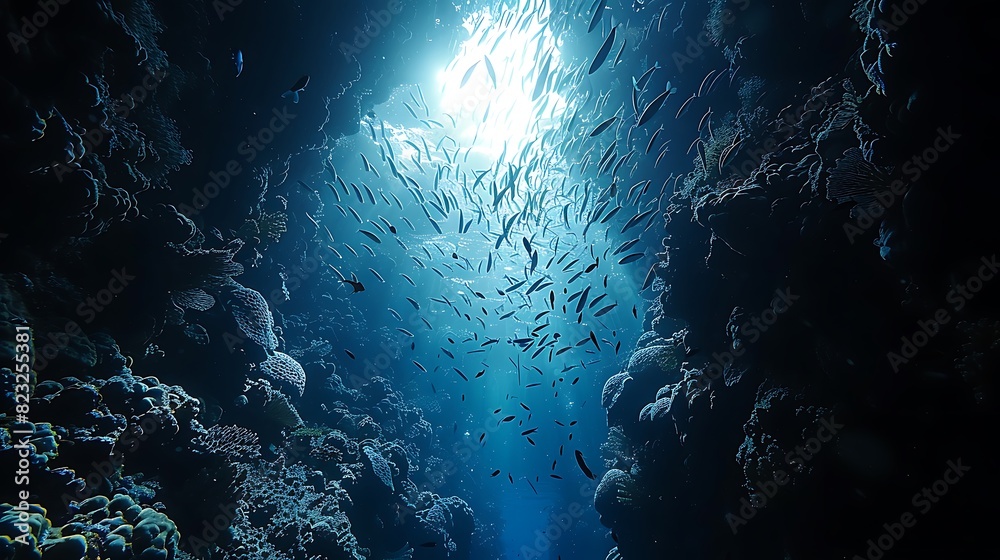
340,278,365,293
282,74,310,103
233,49,243,77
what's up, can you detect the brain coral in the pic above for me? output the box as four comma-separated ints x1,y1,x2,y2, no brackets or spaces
360,443,394,492
228,286,278,350
258,352,307,397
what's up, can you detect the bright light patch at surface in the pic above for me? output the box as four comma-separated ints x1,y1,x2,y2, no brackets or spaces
435,0,568,160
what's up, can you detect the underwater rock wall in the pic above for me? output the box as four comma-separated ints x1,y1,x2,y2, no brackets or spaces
0,1,477,559
599,1,996,559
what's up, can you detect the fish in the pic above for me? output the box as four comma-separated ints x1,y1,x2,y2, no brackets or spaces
403,102,419,120
359,230,381,244
621,208,657,234
413,360,427,372
345,349,356,359
612,38,627,67
676,93,696,119
589,331,600,350
618,252,645,264
645,126,664,155
483,55,497,87
588,0,608,32
281,74,310,103
369,268,385,282
575,450,596,480
460,60,480,88
232,49,243,77
340,279,365,293
588,26,617,75
589,116,618,137
593,303,617,317
637,88,671,127
633,62,660,92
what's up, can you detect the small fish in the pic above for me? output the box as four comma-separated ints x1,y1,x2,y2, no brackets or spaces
589,116,618,137
575,450,596,480
483,55,497,87
281,74,310,103
589,331,600,350
460,60,480,88
588,26,617,75
637,88,671,127
340,279,365,293
359,229,381,244
345,349,356,359
491,470,501,477
588,0,608,32
232,49,243,77
618,252,645,264
593,303,617,317
676,93,696,119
